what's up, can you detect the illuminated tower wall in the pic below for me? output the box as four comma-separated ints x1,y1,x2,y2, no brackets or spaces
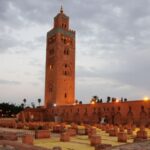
45,8,75,107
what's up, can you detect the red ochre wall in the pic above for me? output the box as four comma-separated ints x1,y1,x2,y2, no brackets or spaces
18,100,150,125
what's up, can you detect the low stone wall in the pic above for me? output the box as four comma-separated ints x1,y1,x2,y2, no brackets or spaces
35,130,50,139
0,140,51,150
22,134,34,145
0,131,18,141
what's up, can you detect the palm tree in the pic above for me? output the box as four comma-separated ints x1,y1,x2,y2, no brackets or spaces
21,103,24,108
97,99,100,103
100,99,103,103
75,100,78,104
124,98,127,102
31,102,35,108
93,95,99,100
79,101,82,104
23,98,27,108
38,98,41,106
121,97,123,102
107,96,111,103
91,95,99,103
112,97,116,102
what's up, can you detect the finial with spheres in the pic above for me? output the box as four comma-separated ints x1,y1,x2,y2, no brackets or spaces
60,5,63,13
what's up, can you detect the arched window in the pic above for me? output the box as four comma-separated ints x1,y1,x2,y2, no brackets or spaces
63,64,71,76
141,105,144,111
48,36,56,44
85,108,87,113
64,39,66,44
64,71,67,75
64,48,69,55
49,49,54,56
64,93,67,98
50,64,54,70
64,64,67,67
50,87,52,92
67,49,69,55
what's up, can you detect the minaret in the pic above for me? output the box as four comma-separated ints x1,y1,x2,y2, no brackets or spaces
45,7,75,107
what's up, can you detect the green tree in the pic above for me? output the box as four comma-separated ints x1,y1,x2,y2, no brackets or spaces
79,101,82,104
107,96,111,103
90,95,99,104
75,100,78,104
38,98,41,106
100,99,103,103
31,102,35,108
0,102,23,117
23,98,27,108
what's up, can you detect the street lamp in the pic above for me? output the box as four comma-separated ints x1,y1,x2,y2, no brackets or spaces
91,101,95,105
144,97,149,101
53,103,57,107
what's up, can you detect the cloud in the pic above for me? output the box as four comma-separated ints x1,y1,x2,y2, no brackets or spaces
0,35,19,53
0,0,150,103
0,79,21,85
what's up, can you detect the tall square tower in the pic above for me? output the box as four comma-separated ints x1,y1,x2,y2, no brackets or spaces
45,7,75,107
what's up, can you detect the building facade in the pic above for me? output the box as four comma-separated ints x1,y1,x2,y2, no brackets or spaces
45,7,75,107
20,100,150,126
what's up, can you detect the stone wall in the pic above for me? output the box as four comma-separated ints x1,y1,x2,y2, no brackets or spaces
18,100,150,126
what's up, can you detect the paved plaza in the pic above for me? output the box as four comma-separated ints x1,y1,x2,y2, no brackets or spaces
0,126,150,150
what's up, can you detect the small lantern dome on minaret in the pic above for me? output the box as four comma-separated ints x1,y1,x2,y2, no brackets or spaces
54,6,69,29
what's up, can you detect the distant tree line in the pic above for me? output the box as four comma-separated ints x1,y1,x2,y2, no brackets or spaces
89,96,128,104
0,103,24,118
0,98,42,118
107,96,127,103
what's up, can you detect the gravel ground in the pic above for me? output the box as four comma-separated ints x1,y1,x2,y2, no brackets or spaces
1,141,150,150
112,140,150,150
0,147,15,150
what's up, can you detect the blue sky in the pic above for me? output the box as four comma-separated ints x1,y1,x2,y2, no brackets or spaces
0,0,150,106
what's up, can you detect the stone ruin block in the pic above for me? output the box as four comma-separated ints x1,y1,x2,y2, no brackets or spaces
28,123,38,130
102,125,112,133
134,127,148,142
117,132,127,143
101,125,106,131
88,127,97,138
95,144,112,150
119,126,125,132
67,128,76,136
136,130,148,139
135,132,147,140
2,132,18,141
60,132,70,142
90,135,101,146
85,127,91,135
120,148,133,150
127,128,133,135
109,128,118,136
0,132,4,140
132,124,136,131
22,134,33,145
53,125,65,133
77,127,86,135
52,147,62,150
71,123,78,129
35,130,50,139
16,122,24,129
